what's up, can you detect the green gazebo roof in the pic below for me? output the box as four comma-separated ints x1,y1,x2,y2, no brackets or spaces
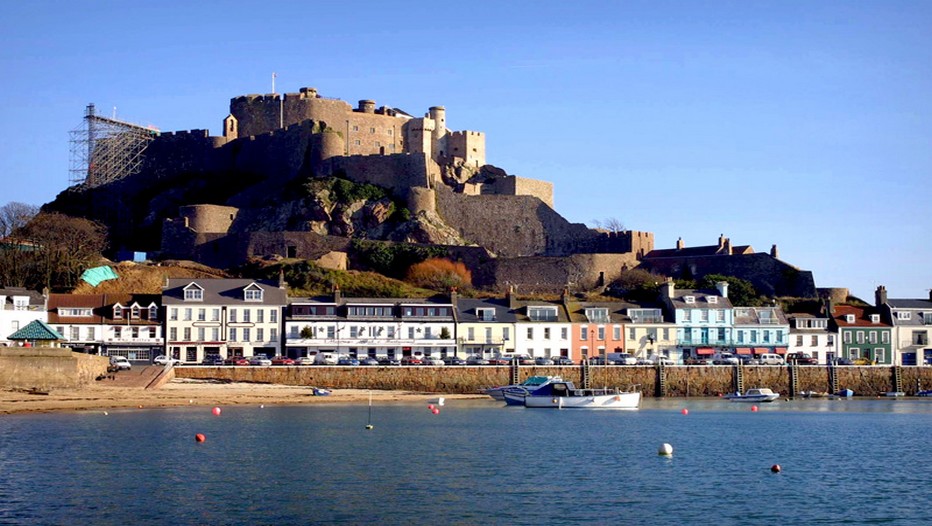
7,320,64,341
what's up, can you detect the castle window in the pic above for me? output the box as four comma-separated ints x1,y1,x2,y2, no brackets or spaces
352,125,359,132
370,127,375,134
387,129,393,136
354,140,361,146
375,141,381,147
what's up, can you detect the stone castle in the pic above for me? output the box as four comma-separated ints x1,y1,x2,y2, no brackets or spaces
50,86,814,296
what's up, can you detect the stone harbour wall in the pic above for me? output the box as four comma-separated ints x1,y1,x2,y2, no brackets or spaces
175,365,932,397
0,347,110,390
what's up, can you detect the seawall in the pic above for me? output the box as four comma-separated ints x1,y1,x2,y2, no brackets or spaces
0,347,110,390
175,365,932,397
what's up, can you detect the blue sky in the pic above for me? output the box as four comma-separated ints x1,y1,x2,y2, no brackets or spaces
2,1,930,301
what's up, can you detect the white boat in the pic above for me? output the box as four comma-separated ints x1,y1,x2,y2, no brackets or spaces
503,380,640,409
724,388,780,403
885,391,905,397
486,376,562,401
830,388,854,399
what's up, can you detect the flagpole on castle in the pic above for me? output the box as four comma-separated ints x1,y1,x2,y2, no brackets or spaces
272,72,283,129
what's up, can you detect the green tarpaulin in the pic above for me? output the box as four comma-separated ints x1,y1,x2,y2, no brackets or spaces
80,266,119,287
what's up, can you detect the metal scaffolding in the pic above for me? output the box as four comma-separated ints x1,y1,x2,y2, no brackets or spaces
69,103,160,187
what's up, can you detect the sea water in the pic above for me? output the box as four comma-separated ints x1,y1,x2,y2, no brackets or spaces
1,398,931,525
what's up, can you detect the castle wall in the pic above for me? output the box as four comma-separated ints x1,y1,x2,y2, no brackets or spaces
327,153,436,195
179,204,239,233
445,130,486,168
480,176,554,208
472,253,639,293
230,92,407,156
434,187,598,257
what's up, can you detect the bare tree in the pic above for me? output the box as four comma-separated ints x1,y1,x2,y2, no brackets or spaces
591,217,626,232
0,202,39,238
17,212,108,291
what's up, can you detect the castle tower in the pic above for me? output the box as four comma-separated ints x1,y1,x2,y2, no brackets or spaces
429,106,447,157
223,114,238,140
358,100,376,114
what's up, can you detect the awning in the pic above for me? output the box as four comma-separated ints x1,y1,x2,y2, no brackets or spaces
753,347,769,354
697,348,714,355
736,347,752,355
775,347,787,354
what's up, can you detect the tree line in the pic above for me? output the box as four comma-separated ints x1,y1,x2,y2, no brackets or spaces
0,202,108,292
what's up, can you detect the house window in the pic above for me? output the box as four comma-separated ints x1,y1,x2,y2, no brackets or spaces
827,334,835,346
476,308,495,321
796,335,803,346
750,330,758,343
684,296,695,304
613,326,621,340
370,127,375,134
243,328,251,342
170,308,178,321
560,328,567,339
350,326,358,338
170,327,177,341
354,139,361,145
113,305,123,319
875,348,885,363
87,327,95,340
270,328,277,341
897,311,911,320
738,331,745,344
243,310,251,323
504,327,511,341
869,332,877,344
270,309,278,323
857,332,864,344
580,326,588,340
257,328,264,342
843,332,851,343
184,308,192,321
585,308,609,323
682,310,692,322
183,327,191,341
485,327,493,343
528,307,558,321
113,327,122,339
408,327,415,339
257,310,264,323
527,327,534,339
326,327,335,338
184,287,203,301
708,296,718,304
229,328,237,341
245,287,263,302
130,305,140,319
629,327,636,340
211,328,219,341
212,309,220,321
197,327,205,341
198,308,206,321
467,327,475,341
663,328,670,340
763,331,771,343
544,328,551,340
882,332,890,344
353,125,359,131
597,327,605,340
811,335,818,346
700,310,709,322
870,314,880,323
149,305,158,320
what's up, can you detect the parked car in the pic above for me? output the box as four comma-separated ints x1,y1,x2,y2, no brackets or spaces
512,354,535,365
249,355,272,366
712,353,739,365
359,357,380,366
271,356,295,366
400,356,422,366
337,357,360,366
378,357,401,366
314,353,338,365
154,355,181,366
466,355,489,365
786,352,819,365
685,357,713,365
109,356,131,370
422,357,445,366
443,356,467,366
833,357,854,366
487,357,509,365
589,356,607,365
535,357,554,366
758,353,785,365
224,356,250,366
737,355,759,365
647,354,676,366
201,355,224,366
296,356,317,366
852,357,874,366
553,356,575,366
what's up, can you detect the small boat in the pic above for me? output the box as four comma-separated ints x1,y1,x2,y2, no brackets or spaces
486,376,562,401
502,380,640,409
312,387,332,396
724,388,780,403
918,390,932,397
830,389,854,399
799,390,829,398
885,391,906,397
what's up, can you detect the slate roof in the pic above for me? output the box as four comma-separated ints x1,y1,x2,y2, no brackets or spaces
564,301,633,323
456,298,518,324
162,279,286,305
8,320,65,341
0,287,45,309
668,289,734,309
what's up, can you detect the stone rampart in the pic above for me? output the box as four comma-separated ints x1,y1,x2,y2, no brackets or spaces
473,252,639,292
327,153,435,194
175,365,932,397
0,347,109,390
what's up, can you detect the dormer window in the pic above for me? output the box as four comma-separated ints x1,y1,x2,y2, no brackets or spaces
244,283,263,302
528,306,558,322
870,314,880,324
148,304,158,321
130,304,141,319
113,304,123,319
707,296,718,304
585,308,610,323
845,314,855,323
684,296,696,304
183,283,204,301
476,308,496,321
896,311,911,321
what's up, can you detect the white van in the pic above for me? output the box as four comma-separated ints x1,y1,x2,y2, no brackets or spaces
758,353,785,365
314,352,338,365
109,356,131,370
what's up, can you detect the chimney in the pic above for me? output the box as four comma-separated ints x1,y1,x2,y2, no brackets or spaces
676,237,684,250
278,268,286,289
718,233,725,249
770,244,779,258
333,284,342,304
663,278,675,299
875,285,887,307
449,287,458,308
561,286,569,305
507,285,518,309
724,238,732,255
716,281,729,298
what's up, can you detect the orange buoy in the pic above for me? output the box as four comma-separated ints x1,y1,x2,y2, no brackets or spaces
771,464,781,473
681,408,689,415
212,407,221,416
195,433,206,443
751,405,759,412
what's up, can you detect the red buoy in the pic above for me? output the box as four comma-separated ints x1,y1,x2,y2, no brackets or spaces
212,407,221,416
771,464,781,473
751,405,759,412
431,408,440,415
681,408,689,415
195,433,206,443
427,404,435,410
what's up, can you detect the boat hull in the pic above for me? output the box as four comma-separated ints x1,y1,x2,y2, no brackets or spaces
516,390,641,409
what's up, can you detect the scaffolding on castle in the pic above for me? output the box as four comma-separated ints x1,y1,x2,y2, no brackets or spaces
69,103,160,187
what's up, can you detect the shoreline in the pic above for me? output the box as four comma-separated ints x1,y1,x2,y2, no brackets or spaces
0,378,487,415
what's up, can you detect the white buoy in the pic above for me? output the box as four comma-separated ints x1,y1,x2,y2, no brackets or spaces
658,443,673,456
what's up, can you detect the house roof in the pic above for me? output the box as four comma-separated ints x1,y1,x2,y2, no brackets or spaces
733,306,788,326
47,294,106,323
832,305,891,328
644,244,754,259
0,287,45,308
888,298,932,309
668,289,734,309
456,298,518,323
564,301,634,323
163,278,286,305
8,320,64,341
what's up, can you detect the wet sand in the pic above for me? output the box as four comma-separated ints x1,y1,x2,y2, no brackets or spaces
0,379,486,415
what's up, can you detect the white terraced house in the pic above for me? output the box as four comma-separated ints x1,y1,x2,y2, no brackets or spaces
162,278,286,363
0,287,47,346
